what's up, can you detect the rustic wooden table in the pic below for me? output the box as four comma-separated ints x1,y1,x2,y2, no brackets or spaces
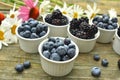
0,1,120,80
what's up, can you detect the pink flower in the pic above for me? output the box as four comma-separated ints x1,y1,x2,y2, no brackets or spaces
18,0,39,21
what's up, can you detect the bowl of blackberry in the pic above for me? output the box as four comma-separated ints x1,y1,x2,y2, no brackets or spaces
43,9,69,37
67,17,100,53
93,14,118,43
113,27,120,55
38,37,79,76
16,18,49,53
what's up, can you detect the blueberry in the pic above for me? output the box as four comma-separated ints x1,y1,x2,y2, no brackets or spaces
23,61,31,69
68,43,75,49
56,40,64,46
56,46,67,56
93,16,99,22
42,24,48,31
97,17,103,22
91,67,101,77
29,20,38,27
117,59,120,69
42,42,50,51
62,55,70,61
30,33,39,39
43,50,50,59
48,37,56,43
107,25,114,30
97,22,104,28
112,23,118,29
19,31,24,37
39,31,46,37
67,48,75,58
48,41,54,50
28,18,34,22
51,48,56,53
18,26,24,33
102,14,109,19
93,54,100,61
64,45,69,51
23,30,31,38
36,23,44,33
15,64,24,73
108,20,113,25
64,38,71,45
50,53,61,61
111,17,118,23
103,17,109,23
101,59,109,67
31,27,37,33
23,25,31,31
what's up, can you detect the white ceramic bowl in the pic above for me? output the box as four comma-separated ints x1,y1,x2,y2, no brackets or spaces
97,27,117,43
16,22,50,53
67,25,100,53
43,14,70,37
113,29,120,55
38,37,79,76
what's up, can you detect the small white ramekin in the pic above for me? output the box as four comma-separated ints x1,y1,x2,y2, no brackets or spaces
67,25,100,53
16,22,50,53
97,27,117,43
38,37,79,76
113,29,120,55
43,14,70,37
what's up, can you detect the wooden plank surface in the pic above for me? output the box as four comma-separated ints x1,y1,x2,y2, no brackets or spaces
0,1,120,80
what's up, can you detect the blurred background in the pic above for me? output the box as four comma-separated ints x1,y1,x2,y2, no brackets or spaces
0,0,120,15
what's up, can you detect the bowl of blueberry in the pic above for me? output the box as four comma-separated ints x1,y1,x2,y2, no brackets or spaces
43,9,69,37
38,37,79,76
113,27,120,55
93,14,118,43
67,17,99,53
16,18,49,53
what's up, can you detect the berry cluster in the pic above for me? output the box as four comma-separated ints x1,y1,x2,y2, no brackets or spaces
42,38,76,61
93,14,118,30
45,9,68,25
18,18,48,39
117,27,120,37
70,17,98,39
15,61,31,73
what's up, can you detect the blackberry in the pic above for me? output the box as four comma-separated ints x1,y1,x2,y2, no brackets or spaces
79,17,89,23
45,14,52,24
51,19,61,25
60,16,68,25
70,18,80,28
52,9,62,19
118,27,120,37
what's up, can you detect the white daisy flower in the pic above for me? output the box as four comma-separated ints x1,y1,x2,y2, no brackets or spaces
85,3,100,24
54,2,73,16
39,0,51,17
0,28,8,50
7,4,19,19
70,4,84,19
108,8,117,20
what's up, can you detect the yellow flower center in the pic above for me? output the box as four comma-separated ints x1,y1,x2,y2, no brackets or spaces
73,12,78,18
62,11,67,14
90,13,96,19
11,24,17,35
0,30,4,40
10,14,15,18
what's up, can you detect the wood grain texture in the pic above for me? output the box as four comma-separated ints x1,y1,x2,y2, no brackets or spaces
0,1,120,80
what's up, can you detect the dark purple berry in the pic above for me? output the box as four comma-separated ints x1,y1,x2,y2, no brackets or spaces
93,54,100,61
91,67,101,77
23,61,31,69
15,64,24,73
101,59,109,67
